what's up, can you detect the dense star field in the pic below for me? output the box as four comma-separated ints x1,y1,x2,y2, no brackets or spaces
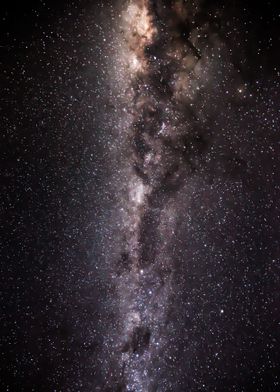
1,0,280,391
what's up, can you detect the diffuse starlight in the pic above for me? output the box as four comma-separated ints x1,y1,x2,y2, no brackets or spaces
111,1,211,390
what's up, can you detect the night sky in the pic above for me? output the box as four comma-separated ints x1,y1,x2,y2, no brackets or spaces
1,1,280,391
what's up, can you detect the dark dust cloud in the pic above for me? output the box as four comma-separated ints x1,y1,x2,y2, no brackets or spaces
0,0,280,391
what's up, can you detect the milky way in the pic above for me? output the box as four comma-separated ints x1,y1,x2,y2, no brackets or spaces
1,0,280,391
95,1,280,391
104,0,255,390
112,1,208,390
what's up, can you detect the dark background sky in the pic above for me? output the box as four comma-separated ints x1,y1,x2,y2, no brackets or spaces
0,1,280,391
1,1,113,390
